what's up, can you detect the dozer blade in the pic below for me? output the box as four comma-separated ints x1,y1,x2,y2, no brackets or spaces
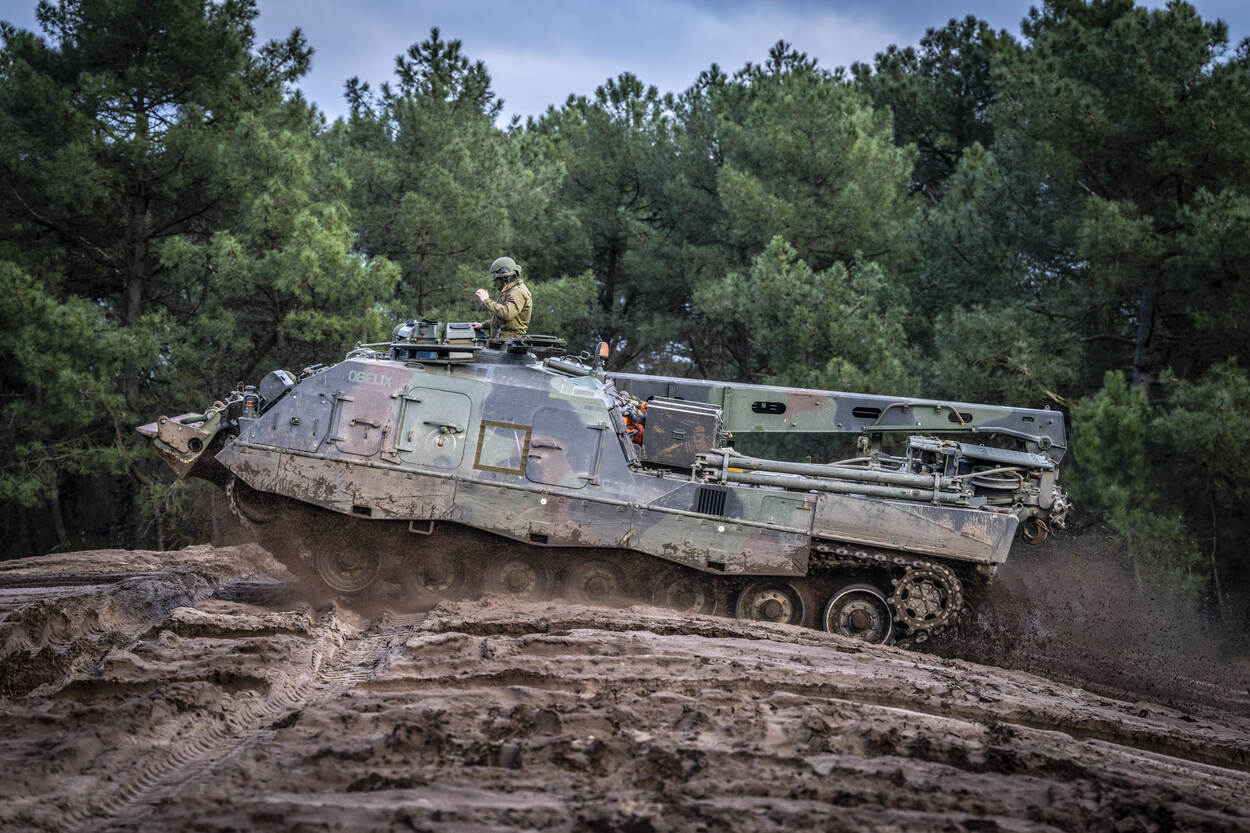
136,410,223,480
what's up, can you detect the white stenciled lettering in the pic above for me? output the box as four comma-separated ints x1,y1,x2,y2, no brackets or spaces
347,369,393,387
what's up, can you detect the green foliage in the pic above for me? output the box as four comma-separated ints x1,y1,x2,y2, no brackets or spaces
389,26,501,118
670,44,916,379
529,270,597,350
334,28,536,318
0,0,1248,621
1170,189,1250,374
853,15,1018,198
0,261,143,507
1070,371,1153,517
914,141,1078,314
996,0,1250,390
913,1,1250,401
1071,372,1203,595
1150,362,1250,604
1158,361,1250,507
927,304,1079,406
712,48,913,273
694,237,913,393
523,72,681,366
908,1,1250,602
160,105,399,401
0,0,371,555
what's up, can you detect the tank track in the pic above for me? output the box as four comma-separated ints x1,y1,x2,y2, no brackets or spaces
225,478,254,530
227,478,971,648
809,542,967,646
226,478,325,586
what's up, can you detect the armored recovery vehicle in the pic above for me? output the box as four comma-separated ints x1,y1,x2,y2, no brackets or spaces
139,322,1069,645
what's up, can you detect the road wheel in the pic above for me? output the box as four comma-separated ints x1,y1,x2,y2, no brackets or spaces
650,568,716,615
314,547,381,594
564,558,624,605
484,555,553,600
821,585,893,644
399,550,467,601
734,580,806,626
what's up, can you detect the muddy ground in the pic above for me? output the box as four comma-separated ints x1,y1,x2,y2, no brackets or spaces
1,544,1248,832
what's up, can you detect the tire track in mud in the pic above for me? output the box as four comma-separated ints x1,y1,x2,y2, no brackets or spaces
403,609,1250,776
46,602,1250,832
183,603,1245,832
361,659,1250,778
64,610,426,833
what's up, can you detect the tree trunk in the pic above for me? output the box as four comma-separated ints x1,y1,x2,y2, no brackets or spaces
123,190,150,549
729,323,752,382
48,494,69,552
1209,495,1225,619
1131,265,1163,400
601,245,619,313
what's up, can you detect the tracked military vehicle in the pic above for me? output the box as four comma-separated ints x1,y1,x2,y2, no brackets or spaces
139,322,1069,644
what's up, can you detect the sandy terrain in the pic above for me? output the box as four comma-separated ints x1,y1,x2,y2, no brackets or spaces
1,544,1248,832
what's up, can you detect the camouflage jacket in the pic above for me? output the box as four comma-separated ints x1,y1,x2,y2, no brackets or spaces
480,278,532,338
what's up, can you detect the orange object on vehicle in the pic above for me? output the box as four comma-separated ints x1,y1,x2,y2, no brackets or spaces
623,401,647,444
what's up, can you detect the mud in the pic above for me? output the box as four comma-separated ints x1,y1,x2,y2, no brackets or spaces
945,535,1250,716
1,544,1249,832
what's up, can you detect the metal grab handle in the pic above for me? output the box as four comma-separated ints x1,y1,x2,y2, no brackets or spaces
423,420,463,434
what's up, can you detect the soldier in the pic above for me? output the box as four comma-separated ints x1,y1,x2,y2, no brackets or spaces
474,256,532,339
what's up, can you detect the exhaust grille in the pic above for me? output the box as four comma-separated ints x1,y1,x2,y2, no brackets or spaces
696,486,727,516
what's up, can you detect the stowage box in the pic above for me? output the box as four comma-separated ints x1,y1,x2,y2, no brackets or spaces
640,397,722,467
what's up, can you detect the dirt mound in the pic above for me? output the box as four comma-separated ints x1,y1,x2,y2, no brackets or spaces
0,545,282,699
1,545,1248,832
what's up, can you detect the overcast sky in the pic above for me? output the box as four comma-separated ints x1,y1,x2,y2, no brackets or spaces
2,1,1248,123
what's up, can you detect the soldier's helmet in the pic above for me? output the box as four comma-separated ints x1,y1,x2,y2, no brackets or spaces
490,256,520,288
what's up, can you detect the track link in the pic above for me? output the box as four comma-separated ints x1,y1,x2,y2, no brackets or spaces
810,542,966,644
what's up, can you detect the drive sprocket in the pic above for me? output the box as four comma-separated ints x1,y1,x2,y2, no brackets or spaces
888,564,963,632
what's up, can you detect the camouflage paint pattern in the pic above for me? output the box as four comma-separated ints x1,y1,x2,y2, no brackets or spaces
608,372,1068,463
143,334,1069,576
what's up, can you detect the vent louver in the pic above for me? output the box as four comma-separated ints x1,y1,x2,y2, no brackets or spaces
696,486,727,516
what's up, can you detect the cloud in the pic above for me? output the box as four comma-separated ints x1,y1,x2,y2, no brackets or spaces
252,0,908,121
481,4,903,121
6,0,1246,123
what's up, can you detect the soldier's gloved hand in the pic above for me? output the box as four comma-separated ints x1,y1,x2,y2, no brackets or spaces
474,288,489,303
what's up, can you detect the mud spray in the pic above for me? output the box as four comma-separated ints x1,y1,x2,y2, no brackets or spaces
942,531,1250,715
